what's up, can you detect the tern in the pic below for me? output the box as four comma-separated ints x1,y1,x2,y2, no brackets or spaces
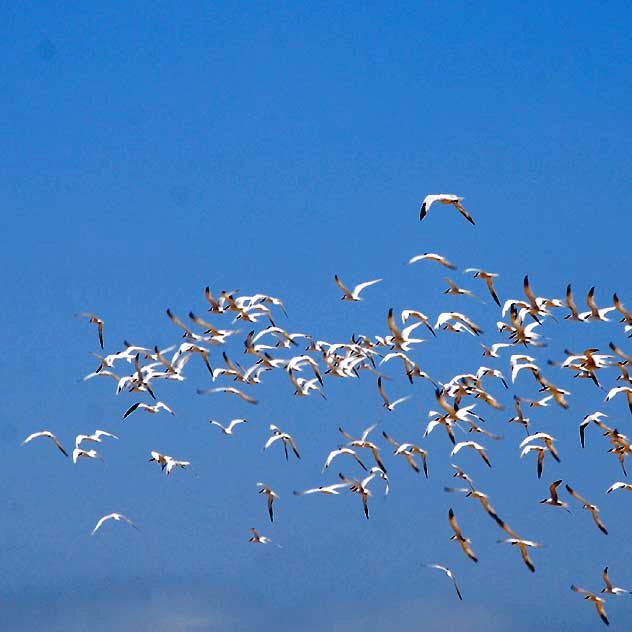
382,431,428,477
21,431,68,457
264,425,301,460
209,418,248,435
72,448,103,464
91,513,139,535
249,527,280,547
565,485,608,535
451,441,492,468
497,538,544,573
77,312,105,349
293,483,348,496
123,401,175,419
464,268,501,306
419,194,475,225
539,480,570,511
256,483,279,523
197,386,258,405
606,481,632,493
377,376,411,411
448,508,478,562
75,429,118,449
322,447,367,473
570,585,609,626
601,566,631,595
334,275,382,301
422,563,462,600
407,252,456,269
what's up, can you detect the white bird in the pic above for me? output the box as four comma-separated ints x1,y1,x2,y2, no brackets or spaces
407,252,456,269
606,481,632,494
571,585,609,626
498,538,544,573
322,447,367,473
248,527,280,547
422,563,463,600
21,431,68,457
256,482,279,522
197,386,258,405
72,448,103,464
123,401,175,419
164,456,192,476
293,483,348,496
91,513,139,535
209,418,248,435
601,566,631,595
539,480,569,511
334,275,382,301
419,194,475,225
77,312,105,349
264,425,301,460
464,268,501,306
75,429,119,449
605,386,632,415
451,441,492,468
377,376,411,411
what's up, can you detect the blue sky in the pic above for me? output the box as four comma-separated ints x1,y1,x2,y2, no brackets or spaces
3,3,632,630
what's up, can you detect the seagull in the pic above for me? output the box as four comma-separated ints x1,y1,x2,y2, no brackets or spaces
451,441,492,468
497,538,544,573
72,448,103,464
21,431,68,457
334,275,382,301
75,429,118,449
422,563,463,600
91,513,139,535
419,194,475,225
322,447,367,473
448,508,478,562
539,480,570,511
407,252,457,269
377,376,411,411
566,484,608,535
123,401,175,419
197,386,258,405
601,566,631,595
77,312,105,349
570,585,609,626
248,527,280,547
209,418,248,435
264,424,301,460
256,483,279,523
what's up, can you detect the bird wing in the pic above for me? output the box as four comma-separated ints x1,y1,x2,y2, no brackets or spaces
352,278,382,298
454,200,475,225
334,274,352,299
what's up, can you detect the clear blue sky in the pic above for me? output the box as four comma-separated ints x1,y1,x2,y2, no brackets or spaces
2,3,632,631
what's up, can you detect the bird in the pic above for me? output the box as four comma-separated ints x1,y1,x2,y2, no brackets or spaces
256,483,279,522
571,585,609,626
264,425,301,460
148,451,169,470
209,418,248,435
377,376,411,411
450,441,492,468
21,431,68,457
91,513,139,535
77,312,105,349
197,386,258,405
334,275,382,301
539,480,570,511
565,485,608,535
605,386,632,415
407,252,456,269
448,508,478,562
75,429,118,449
497,538,544,573
520,445,551,479
322,447,367,473
123,401,175,419
248,527,280,547
464,268,501,306
422,563,463,600
293,483,348,496
606,481,632,494
419,194,475,225
72,448,103,464
601,566,631,595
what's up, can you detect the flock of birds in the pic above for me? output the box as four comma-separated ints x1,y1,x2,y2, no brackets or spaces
22,193,632,626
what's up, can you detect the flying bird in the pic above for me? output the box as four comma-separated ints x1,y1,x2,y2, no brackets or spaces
419,194,475,225
21,431,68,458
91,513,139,535
334,275,382,301
209,418,248,435
570,585,609,626
422,563,463,600
77,312,105,349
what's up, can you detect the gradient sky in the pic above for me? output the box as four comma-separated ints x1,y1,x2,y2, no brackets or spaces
3,3,632,631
